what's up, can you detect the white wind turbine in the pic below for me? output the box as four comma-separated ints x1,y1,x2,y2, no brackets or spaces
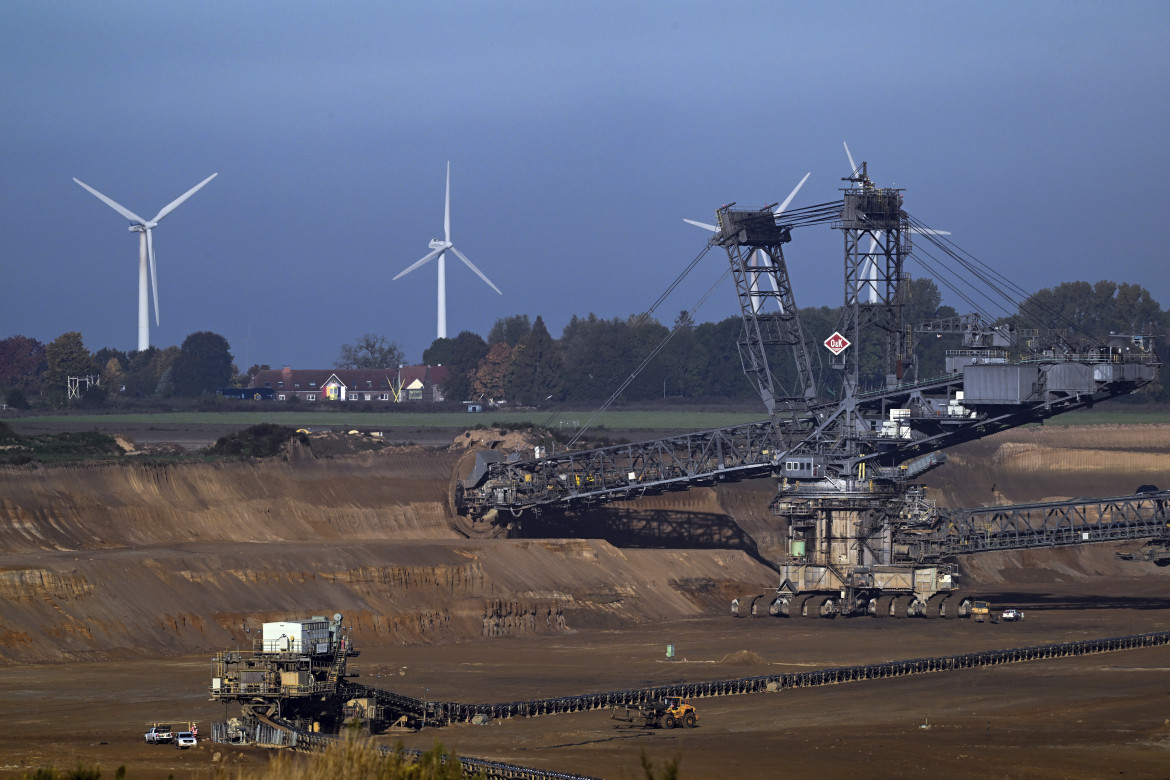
684,171,811,314
74,173,218,351
393,162,501,340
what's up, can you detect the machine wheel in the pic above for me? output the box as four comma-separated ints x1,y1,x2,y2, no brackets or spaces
891,595,915,618
801,594,837,619
663,714,676,729
790,594,814,618
801,595,827,618
941,594,960,619
874,594,896,618
924,593,949,619
768,595,792,617
683,712,696,728
749,593,771,618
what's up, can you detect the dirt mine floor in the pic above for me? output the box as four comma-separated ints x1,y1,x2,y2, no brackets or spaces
1,423,1169,779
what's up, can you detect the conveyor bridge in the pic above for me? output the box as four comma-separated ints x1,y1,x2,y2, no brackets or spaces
898,489,1170,560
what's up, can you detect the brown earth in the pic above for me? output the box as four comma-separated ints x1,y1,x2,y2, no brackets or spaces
0,424,1169,778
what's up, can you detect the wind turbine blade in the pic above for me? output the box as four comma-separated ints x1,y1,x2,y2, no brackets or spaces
909,228,952,236
73,178,148,224
393,247,444,280
844,142,857,175
152,173,217,223
443,162,451,244
683,218,718,232
450,246,502,295
865,235,880,304
774,172,811,216
147,229,159,325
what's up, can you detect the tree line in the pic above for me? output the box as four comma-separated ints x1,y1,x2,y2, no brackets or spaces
0,331,238,409
1,278,1165,410
421,278,1168,406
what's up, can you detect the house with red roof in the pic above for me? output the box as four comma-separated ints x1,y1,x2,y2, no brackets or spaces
249,365,449,403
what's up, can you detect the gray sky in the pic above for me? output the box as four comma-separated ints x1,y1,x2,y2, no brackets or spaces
3,1,1167,368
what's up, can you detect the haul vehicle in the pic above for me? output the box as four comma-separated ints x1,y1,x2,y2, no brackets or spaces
144,724,173,744
612,696,698,729
971,601,991,623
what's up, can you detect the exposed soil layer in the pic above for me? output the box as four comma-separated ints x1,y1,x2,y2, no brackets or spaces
0,424,1169,778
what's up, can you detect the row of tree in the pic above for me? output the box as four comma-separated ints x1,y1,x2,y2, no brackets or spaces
2,279,1165,410
420,278,1169,406
0,331,235,408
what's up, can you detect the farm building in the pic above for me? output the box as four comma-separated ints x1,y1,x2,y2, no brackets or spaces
249,365,448,403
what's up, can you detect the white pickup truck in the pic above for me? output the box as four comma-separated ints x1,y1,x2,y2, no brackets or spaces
1001,608,1024,622
144,725,173,744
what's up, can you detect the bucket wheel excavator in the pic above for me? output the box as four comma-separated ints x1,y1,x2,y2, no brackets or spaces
454,155,1164,618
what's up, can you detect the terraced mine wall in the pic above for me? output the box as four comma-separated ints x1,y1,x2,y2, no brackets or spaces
2,424,1169,663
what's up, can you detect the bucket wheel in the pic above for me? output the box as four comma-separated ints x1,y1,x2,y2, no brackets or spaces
449,449,511,539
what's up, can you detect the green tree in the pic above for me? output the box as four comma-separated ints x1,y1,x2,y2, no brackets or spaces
100,357,125,397
441,331,489,402
560,314,626,402
423,337,454,366
42,332,94,408
171,331,234,397
899,277,959,380
488,314,532,346
121,346,178,398
471,342,517,401
506,315,564,404
336,334,405,369
93,347,128,375
559,314,671,402
0,335,47,391
693,316,755,400
660,310,708,398
4,388,29,410
1019,280,1162,342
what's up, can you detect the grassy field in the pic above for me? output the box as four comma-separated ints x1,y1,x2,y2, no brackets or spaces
4,408,770,431
7,407,1169,431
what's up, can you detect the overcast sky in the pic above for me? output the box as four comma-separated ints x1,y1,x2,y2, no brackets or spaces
3,1,1167,369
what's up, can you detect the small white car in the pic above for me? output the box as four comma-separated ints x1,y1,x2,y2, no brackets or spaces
1001,608,1024,622
174,731,197,749
144,725,173,744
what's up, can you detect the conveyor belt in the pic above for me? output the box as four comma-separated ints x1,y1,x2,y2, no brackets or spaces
225,630,1170,779
346,629,1170,726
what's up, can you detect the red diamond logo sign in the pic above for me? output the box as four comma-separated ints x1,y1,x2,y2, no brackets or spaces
824,331,851,356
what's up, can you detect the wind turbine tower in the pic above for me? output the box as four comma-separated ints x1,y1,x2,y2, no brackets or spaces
394,162,501,340
74,173,217,351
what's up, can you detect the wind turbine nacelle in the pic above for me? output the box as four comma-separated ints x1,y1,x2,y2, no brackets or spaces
428,239,449,250
128,222,155,232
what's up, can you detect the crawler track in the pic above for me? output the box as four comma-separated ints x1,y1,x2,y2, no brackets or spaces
345,630,1170,726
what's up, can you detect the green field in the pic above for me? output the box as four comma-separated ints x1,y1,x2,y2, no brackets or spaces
9,407,1169,431
7,409,769,431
